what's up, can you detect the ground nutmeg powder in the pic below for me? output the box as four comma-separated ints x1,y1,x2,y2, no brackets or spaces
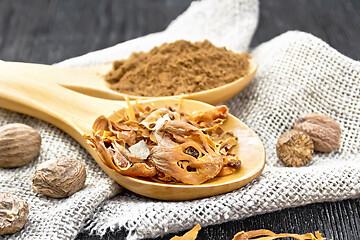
105,40,250,97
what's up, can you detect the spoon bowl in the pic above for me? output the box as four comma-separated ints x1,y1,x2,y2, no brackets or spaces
0,60,264,200
99,56,258,105
101,99,265,200
0,56,257,106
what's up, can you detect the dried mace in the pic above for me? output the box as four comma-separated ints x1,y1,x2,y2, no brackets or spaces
276,130,314,167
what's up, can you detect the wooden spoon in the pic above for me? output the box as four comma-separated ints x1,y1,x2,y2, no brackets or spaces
0,61,265,200
0,56,257,105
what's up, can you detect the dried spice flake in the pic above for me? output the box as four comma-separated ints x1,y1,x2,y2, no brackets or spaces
232,229,326,240
85,104,241,184
170,226,327,240
170,224,201,240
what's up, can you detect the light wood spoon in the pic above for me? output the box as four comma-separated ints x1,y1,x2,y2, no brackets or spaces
0,56,257,105
0,60,264,200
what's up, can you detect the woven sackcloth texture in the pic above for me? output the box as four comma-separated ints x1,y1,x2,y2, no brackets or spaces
67,31,360,239
0,0,260,239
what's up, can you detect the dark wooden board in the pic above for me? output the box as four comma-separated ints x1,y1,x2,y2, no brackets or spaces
0,0,193,64
251,0,360,61
0,0,359,239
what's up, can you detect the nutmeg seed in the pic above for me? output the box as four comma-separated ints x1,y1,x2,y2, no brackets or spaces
0,123,41,168
0,192,29,235
276,130,314,167
32,158,86,198
294,113,341,152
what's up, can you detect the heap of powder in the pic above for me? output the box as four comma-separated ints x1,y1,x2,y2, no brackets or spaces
105,40,250,97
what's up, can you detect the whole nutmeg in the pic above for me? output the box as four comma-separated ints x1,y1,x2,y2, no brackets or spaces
294,113,341,152
32,158,86,198
0,192,29,235
276,130,314,167
0,123,41,168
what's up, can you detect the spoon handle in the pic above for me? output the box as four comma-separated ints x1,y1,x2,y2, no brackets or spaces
0,61,267,200
0,61,125,147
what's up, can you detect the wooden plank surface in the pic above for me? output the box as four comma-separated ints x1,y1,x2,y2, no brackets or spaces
0,0,359,239
252,0,360,61
0,0,193,64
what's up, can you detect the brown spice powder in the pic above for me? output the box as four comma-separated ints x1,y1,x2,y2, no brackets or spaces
105,40,250,97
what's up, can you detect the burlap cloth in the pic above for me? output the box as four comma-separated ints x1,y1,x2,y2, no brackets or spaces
1,0,359,239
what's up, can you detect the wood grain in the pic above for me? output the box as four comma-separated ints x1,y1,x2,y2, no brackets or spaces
0,0,359,239
0,0,193,64
251,0,360,61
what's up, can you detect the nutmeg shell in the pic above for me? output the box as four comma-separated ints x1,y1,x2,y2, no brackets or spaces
32,158,86,198
0,192,29,235
0,123,41,168
294,113,341,152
